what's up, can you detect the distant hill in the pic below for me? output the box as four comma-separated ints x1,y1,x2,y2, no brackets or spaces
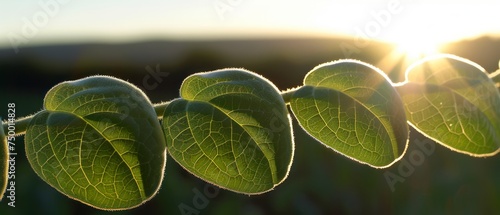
440,36,500,72
1,35,499,102
0,37,395,70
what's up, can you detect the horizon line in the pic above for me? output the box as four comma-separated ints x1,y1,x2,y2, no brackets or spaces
1,33,499,52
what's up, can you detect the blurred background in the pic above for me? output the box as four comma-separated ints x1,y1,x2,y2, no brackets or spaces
1,0,500,214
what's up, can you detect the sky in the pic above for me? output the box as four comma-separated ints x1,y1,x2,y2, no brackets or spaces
1,0,499,50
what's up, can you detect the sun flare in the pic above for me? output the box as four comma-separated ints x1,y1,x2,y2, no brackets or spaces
374,33,449,83
392,36,443,60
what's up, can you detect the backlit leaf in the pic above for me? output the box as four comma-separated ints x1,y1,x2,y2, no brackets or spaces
162,69,294,194
24,76,166,210
396,54,500,156
289,60,409,168
0,122,7,201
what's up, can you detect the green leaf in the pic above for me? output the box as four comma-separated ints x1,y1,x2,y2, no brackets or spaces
0,121,7,201
396,54,500,156
289,60,409,168
162,69,294,194
24,76,166,210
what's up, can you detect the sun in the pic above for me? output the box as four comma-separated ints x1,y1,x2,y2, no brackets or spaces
374,33,448,82
392,36,443,60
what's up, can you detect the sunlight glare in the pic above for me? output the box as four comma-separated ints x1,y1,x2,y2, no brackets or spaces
375,32,448,84
393,36,442,60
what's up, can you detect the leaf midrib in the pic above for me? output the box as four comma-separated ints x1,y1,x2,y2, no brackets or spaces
306,85,402,160
46,85,148,200
413,82,500,148
46,109,146,201
184,94,279,184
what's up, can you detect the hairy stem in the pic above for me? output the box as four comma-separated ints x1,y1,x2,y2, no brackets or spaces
280,87,300,104
1,113,38,136
153,100,173,119
0,99,175,136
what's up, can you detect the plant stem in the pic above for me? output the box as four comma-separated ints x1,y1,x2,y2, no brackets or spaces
280,87,300,104
153,100,173,119
2,113,37,136
0,100,175,136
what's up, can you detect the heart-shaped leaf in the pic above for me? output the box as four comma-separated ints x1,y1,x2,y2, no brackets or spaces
289,60,409,168
162,69,294,194
0,123,7,201
24,76,166,210
396,54,500,156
